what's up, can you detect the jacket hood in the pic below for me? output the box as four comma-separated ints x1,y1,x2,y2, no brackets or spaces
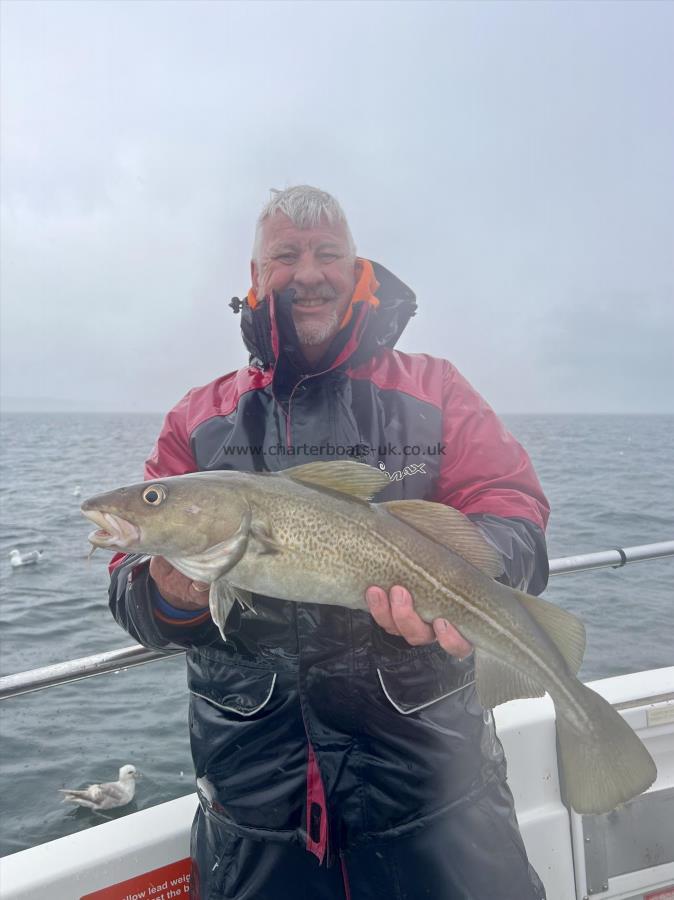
236,260,417,371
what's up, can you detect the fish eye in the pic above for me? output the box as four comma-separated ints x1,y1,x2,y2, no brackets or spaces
142,485,167,506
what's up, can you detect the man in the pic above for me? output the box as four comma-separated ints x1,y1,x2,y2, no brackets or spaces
110,186,550,899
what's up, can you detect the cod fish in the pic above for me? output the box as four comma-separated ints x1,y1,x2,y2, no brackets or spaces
82,460,656,815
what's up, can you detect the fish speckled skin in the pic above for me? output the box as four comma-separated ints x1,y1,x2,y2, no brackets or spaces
82,461,656,815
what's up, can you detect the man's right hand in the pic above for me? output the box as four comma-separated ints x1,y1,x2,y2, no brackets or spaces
149,556,210,611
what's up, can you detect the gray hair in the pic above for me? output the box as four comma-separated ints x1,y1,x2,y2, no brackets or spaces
252,185,356,262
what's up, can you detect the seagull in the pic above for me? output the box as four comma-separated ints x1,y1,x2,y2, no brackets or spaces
59,764,139,811
9,549,43,568
73,485,82,498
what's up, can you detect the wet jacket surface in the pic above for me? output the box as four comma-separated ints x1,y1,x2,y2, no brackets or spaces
109,261,550,878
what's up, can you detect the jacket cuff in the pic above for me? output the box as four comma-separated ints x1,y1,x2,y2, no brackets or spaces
151,583,211,625
467,514,549,596
109,554,216,649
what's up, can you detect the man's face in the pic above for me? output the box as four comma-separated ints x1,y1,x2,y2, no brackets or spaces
251,214,358,363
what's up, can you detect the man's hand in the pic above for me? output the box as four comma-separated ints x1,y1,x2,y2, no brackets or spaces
366,585,473,659
149,556,210,611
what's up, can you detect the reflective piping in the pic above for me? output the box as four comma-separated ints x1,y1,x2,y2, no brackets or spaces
376,668,474,715
190,673,277,717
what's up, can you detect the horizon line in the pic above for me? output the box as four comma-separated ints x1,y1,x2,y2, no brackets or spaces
2,407,673,417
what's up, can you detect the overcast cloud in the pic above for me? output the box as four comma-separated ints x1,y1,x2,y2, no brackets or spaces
1,0,672,413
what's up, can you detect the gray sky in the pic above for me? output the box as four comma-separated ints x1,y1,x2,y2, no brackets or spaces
1,0,672,414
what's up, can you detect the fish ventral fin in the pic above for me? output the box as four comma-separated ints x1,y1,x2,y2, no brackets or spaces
516,591,586,675
474,650,546,708
283,461,389,502
382,500,504,578
209,580,254,642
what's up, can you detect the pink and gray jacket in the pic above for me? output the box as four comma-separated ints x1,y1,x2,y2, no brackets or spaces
109,260,550,873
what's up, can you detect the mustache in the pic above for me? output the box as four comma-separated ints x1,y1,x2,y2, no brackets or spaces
287,284,338,302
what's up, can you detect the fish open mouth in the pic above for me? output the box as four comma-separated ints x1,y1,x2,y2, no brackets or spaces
82,510,141,550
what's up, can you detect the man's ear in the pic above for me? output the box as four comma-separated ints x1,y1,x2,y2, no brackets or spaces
250,260,259,295
354,257,363,284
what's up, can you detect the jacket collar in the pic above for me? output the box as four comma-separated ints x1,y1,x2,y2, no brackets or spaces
238,260,417,372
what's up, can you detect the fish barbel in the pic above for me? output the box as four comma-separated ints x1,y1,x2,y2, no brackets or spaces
82,460,656,814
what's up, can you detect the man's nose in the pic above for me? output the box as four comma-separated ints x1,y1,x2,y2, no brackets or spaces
293,253,324,287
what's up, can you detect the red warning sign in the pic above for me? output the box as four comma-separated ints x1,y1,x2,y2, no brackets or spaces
81,857,191,900
645,888,674,900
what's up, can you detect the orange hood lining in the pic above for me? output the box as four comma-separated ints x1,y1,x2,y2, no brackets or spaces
246,258,380,330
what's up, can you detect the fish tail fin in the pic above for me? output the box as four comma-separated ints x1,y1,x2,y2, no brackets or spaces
556,683,657,814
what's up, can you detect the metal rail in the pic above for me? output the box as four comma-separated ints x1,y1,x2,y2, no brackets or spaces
548,540,674,576
1,540,672,701
0,646,183,700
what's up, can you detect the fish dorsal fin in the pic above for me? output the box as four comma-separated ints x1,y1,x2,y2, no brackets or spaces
283,461,389,502
517,592,587,674
382,500,504,578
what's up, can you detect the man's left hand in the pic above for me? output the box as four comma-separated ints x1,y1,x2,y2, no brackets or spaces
366,585,473,659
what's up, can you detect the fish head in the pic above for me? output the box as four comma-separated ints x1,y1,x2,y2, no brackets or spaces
81,472,252,557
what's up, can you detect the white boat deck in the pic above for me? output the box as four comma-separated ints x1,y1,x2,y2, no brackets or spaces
2,667,673,900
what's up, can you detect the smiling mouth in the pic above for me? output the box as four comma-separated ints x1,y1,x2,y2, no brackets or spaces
292,297,330,308
82,510,141,549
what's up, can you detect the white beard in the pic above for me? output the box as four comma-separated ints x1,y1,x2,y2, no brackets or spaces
295,310,340,347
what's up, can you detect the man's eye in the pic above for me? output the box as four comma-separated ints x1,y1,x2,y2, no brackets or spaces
318,254,339,262
276,254,297,263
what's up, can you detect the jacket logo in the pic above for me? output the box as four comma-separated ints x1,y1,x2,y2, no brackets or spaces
378,461,427,482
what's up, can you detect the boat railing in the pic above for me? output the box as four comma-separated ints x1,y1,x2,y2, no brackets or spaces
1,540,672,702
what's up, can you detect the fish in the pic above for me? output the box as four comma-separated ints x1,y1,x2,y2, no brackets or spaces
59,764,139,810
82,460,657,815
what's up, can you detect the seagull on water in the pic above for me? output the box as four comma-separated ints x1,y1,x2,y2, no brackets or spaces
9,549,43,568
59,764,139,811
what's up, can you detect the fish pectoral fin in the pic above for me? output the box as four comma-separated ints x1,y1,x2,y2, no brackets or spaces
172,507,253,581
249,521,283,555
382,500,504,578
517,592,586,674
474,650,546,708
283,461,389,502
